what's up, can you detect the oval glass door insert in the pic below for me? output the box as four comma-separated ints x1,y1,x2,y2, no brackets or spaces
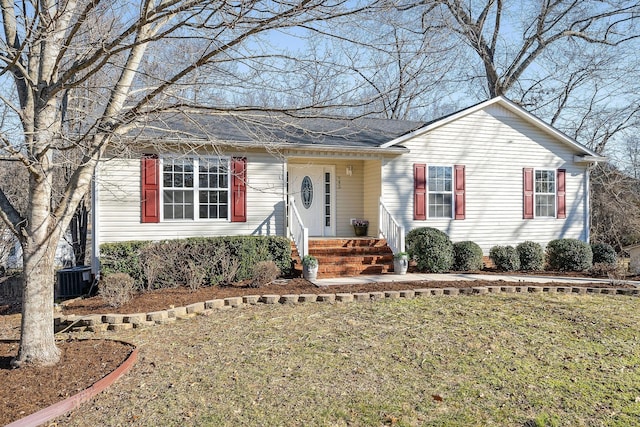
301,176,313,209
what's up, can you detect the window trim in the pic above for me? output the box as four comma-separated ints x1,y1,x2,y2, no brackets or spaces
533,168,557,218
160,155,231,222
427,164,454,219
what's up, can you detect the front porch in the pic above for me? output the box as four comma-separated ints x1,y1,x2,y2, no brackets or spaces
286,157,405,278
287,158,383,238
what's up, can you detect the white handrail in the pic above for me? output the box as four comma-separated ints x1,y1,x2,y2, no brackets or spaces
379,198,405,254
289,196,309,258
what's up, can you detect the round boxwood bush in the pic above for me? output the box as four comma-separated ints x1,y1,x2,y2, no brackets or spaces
453,241,484,271
591,242,617,265
546,239,593,271
406,227,453,273
516,241,545,271
489,245,520,271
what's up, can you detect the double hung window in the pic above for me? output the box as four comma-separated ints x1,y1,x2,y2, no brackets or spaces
162,157,229,220
534,170,556,217
428,166,453,218
414,163,465,220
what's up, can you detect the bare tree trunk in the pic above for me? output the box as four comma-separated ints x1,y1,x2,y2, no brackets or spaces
14,236,61,367
13,163,62,366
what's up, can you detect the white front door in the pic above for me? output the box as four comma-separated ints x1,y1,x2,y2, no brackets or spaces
289,165,334,236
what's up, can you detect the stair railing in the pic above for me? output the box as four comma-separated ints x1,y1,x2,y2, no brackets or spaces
289,196,309,258
379,198,405,254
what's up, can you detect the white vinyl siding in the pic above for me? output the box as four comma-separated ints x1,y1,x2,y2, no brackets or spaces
96,152,285,243
363,160,381,234
382,104,589,253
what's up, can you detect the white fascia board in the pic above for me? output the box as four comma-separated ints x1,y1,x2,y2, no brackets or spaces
282,144,409,156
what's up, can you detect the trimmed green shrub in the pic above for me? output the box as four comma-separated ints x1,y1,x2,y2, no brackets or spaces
591,243,617,265
99,236,292,289
99,241,147,286
186,236,292,280
516,241,545,271
546,239,593,271
489,245,520,271
406,227,453,273
453,241,483,271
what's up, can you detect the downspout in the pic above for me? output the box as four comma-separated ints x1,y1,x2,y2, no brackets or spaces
91,167,100,277
584,164,592,244
283,159,288,238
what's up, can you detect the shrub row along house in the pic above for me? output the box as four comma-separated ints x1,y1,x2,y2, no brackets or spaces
91,97,605,277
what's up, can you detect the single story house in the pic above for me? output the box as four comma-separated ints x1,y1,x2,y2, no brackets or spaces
91,96,605,273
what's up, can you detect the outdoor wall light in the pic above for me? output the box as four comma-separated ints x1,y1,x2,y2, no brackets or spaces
346,165,353,176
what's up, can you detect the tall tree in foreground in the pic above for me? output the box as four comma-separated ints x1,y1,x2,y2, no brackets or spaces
0,0,367,367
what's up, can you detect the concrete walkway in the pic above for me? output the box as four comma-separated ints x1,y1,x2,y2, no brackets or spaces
313,272,640,287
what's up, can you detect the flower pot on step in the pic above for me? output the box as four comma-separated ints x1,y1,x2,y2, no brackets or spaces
393,253,409,275
302,255,319,280
303,265,318,280
353,225,368,236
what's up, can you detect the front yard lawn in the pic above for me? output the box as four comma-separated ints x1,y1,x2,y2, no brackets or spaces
60,293,640,426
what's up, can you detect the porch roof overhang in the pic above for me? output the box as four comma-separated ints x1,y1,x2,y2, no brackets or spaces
129,138,410,159
281,143,410,158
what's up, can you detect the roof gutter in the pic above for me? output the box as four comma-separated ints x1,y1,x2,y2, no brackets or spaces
574,155,607,164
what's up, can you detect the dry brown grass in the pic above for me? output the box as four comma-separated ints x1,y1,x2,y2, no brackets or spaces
56,293,640,426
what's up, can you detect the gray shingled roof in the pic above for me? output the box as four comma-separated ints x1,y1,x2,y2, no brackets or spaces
129,111,425,148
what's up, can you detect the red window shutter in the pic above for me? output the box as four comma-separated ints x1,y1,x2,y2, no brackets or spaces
231,157,247,222
454,165,466,220
414,164,427,220
141,155,160,223
523,168,534,219
557,169,566,219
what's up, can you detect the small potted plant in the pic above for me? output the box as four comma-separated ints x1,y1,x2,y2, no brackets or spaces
352,219,369,237
302,255,319,280
393,251,409,275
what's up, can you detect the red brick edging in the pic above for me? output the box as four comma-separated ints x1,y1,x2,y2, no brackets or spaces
5,340,138,427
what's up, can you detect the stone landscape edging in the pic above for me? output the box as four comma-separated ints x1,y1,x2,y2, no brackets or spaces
5,339,138,427
55,285,640,334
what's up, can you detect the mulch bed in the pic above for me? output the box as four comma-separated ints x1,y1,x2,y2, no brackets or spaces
57,276,633,317
0,339,134,426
